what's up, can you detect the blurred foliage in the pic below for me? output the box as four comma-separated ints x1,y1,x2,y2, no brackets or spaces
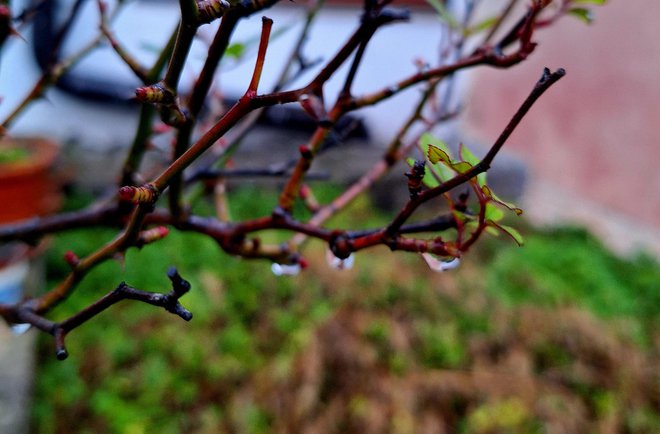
486,226,659,347
31,186,659,434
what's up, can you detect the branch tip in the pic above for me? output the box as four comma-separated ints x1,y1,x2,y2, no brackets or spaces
167,267,191,295
56,348,68,361
54,328,68,361
247,15,274,93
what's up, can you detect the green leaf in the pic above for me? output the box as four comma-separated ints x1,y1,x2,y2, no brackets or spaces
453,210,471,224
428,144,451,165
451,161,473,174
567,7,594,24
484,203,504,222
420,133,452,159
481,185,523,216
423,136,478,180
459,143,485,186
485,226,500,236
425,0,460,29
459,143,479,166
464,15,498,37
572,0,607,5
417,142,451,182
490,222,524,246
429,162,454,183
428,144,473,175
225,42,246,59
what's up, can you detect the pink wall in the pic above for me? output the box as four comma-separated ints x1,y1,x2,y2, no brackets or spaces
464,1,660,236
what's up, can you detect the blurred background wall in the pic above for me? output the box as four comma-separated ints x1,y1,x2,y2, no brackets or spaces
463,0,660,256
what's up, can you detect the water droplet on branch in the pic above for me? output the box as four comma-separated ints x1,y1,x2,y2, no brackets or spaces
271,262,302,276
10,323,31,335
421,253,460,272
326,249,355,270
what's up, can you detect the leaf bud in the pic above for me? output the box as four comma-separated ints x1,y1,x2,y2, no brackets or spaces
135,83,175,105
63,250,79,268
138,226,170,245
118,184,159,204
197,0,231,24
299,144,313,159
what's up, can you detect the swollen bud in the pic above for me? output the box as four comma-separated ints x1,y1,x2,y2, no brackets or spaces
196,0,230,24
64,250,80,268
118,184,158,204
298,93,327,123
138,226,169,246
298,144,313,159
135,83,175,105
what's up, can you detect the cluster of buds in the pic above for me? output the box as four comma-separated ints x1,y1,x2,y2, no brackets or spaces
405,160,426,198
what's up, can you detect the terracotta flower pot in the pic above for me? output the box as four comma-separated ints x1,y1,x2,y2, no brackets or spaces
0,137,59,305
0,137,61,225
